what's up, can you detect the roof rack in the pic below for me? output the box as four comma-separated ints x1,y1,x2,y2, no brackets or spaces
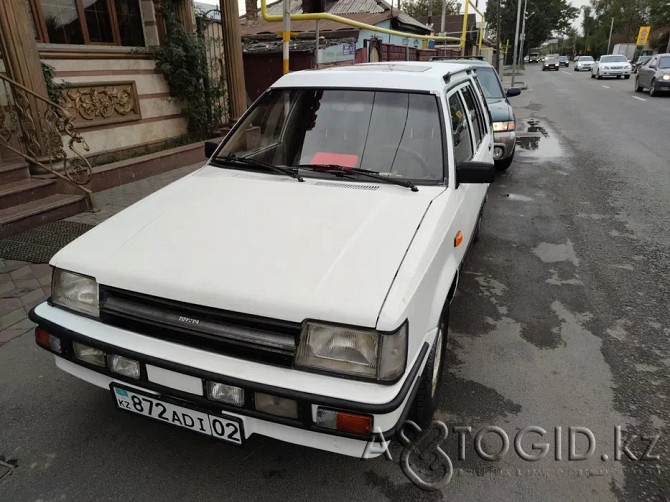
431,55,485,61
442,67,472,83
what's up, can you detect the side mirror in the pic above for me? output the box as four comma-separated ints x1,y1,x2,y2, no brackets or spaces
456,160,494,186
204,141,219,158
506,87,521,97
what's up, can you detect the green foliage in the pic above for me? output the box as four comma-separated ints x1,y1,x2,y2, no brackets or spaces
401,0,457,21
41,63,67,104
151,0,223,139
485,0,578,57
581,0,670,53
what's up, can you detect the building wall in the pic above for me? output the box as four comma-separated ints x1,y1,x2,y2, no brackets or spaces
356,20,424,51
41,49,187,157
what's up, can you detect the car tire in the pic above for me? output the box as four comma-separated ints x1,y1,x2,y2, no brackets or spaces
597,71,603,80
635,78,644,92
624,75,630,79
649,80,657,97
411,310,448,428
495,147,514,171
591,72,595,79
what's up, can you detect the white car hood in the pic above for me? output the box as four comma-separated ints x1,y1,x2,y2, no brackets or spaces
52,166,442,327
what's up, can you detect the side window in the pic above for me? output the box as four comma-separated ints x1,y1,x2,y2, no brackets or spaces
461,84,486,145
448,92,473,164
471,78,491,134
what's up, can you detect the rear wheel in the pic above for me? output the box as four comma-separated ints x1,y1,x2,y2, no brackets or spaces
635,77,644,92
411,311,448,428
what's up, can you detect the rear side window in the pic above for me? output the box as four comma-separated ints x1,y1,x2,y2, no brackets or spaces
461,84,486,147
448,92,473,164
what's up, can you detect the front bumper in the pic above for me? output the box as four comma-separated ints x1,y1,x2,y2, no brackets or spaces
599,69,630,76
30,303,430,457
576,65,593,71
654,79,670,91
493,131,516,161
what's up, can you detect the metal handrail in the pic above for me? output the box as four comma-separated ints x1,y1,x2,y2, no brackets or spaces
0,73,96,210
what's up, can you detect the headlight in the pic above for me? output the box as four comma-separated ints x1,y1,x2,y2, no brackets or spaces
295,321,407,381
51,269,99,317
493,121,515,132
663,75,670,81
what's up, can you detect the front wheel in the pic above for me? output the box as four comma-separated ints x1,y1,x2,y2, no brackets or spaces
411,311,448,428
591,72,595,79
649,79,658,97
635,77,644,92
495,146,515,171
597,71,603,80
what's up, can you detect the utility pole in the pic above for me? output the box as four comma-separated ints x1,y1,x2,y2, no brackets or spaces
441,0,447,33
511,0,523,87
518,0,528,69
220,0,247,121
282,0,290,74
428,0,433,30
607,17,614,53
495,0,501,72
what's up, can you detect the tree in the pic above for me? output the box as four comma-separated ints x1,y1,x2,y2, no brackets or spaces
401,0,458,21
485,0,578,58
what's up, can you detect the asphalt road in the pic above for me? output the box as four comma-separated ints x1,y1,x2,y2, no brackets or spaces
1,64,669,501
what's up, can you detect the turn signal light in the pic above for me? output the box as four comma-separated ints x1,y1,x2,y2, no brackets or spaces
35,327,61,353
454,231,463,247
315,407,372,435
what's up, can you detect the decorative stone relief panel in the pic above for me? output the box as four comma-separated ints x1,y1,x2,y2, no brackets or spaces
62,81,141,128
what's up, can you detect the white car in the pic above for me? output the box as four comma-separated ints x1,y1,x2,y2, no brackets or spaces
591,54,632,79
30,62,494,458
574,56,595,71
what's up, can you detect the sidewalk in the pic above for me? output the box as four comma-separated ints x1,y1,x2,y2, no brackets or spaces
500,64,527,90
0,161,202,345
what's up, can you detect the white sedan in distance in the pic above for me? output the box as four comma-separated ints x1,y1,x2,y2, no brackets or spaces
591,54,632,79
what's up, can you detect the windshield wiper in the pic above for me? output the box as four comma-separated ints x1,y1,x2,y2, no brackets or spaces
214,154,304,182
296,164,418,192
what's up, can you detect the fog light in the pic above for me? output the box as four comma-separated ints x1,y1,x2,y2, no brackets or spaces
206,382,244,406
493,147,504,159
316,407,372,435
73,341,105,367
254,392,298,418
107,354,140,380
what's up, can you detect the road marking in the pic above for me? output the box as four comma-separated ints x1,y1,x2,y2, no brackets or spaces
602,85,610,88
560,71,573,76
632,96,646,101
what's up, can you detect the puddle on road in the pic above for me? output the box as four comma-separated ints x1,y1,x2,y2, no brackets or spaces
516,118,564,159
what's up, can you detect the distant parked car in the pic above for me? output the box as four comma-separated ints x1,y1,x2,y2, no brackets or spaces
591,54,631,79
632,55,651,73
574,56,595,71
543,57,560,71
635,53,670,96
557,56,569,67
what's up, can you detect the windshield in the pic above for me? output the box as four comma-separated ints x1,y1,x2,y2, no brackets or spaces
474,67,505,100
659,57,670,69
638,56,651,64
216,89,444,181
558,56,567,61
601,55,628,63
579,56,594,62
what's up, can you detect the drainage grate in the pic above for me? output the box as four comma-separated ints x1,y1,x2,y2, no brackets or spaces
314,181,379,190
0,220,94,263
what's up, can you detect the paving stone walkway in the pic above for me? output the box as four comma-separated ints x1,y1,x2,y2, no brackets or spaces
0,162,202,345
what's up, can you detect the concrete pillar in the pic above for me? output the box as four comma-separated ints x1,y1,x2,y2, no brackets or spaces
0,0,49,99
220,0,247,121
0,0,50,158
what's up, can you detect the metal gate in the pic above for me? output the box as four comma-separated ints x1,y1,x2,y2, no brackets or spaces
196,7,229,127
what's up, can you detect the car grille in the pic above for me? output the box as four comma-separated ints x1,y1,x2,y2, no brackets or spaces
99,286,300,366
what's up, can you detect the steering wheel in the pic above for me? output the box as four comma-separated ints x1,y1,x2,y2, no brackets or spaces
374,144,432,179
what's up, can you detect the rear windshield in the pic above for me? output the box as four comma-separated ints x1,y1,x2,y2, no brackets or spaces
217,89,445,181
473,67,505,100
601,55,628,63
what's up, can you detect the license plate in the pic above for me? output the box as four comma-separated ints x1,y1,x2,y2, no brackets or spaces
111,385,244,445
